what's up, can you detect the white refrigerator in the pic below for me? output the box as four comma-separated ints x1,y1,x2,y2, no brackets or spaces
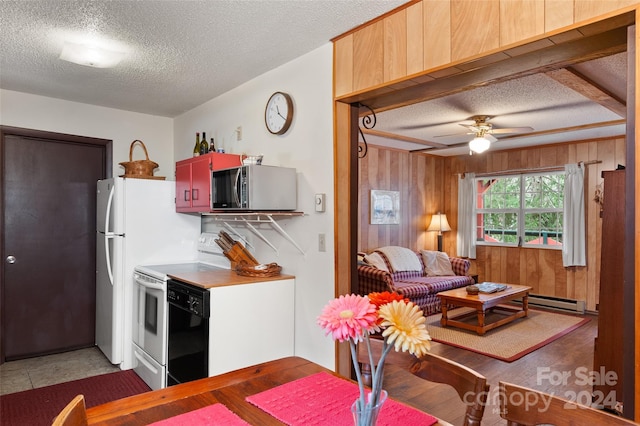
96,177,200,369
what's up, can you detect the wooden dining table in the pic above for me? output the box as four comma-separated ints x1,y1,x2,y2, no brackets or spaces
86,356,452,425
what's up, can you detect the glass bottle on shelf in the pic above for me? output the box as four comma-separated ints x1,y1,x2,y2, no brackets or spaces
200,132,209,155
193,132,200,157
210,137,215,153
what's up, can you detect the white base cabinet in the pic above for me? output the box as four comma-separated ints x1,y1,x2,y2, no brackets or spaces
208,278,295,376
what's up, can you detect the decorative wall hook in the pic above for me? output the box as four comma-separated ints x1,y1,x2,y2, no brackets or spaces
357,103,376,158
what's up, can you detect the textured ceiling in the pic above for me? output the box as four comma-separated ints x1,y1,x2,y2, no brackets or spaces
0,1,630,156
369,52,628,156
0,0,405,117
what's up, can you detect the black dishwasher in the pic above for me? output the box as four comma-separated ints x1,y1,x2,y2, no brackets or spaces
166,279,210,386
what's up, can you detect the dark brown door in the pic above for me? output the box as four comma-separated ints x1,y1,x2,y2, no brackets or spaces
1,128,109,361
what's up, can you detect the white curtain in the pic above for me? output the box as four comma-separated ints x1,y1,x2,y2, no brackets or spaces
457,172,476,259
562,163,586,267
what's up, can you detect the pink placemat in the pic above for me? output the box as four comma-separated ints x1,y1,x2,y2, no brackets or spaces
246,372,438,426
148,403,250,426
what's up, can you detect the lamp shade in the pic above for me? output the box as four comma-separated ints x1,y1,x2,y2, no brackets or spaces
469,136,491,154
427,213,451,233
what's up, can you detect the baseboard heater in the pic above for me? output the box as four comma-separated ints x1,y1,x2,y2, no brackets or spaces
510,294,585,314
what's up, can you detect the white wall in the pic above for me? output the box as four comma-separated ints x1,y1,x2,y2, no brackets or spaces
0,89,174,178
1,42,337,371
174,43,336,369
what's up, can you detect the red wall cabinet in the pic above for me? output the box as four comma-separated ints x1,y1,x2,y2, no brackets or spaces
175,152,242,213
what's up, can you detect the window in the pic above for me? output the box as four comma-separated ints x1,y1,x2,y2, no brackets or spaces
474,172,565,248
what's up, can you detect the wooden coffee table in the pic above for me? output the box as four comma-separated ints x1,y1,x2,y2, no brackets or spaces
438,284,532,335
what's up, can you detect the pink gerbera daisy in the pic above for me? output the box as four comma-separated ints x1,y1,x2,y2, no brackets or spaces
317,294,378,342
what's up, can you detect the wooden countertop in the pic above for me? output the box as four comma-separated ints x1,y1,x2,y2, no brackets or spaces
168,269,294,289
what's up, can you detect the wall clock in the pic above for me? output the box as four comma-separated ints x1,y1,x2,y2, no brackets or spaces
265,92,294,135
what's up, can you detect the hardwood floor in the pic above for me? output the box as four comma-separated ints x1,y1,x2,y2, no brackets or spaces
1,312,599,425
382,311,598,425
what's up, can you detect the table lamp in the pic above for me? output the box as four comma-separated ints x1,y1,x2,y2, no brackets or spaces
427,212,451,252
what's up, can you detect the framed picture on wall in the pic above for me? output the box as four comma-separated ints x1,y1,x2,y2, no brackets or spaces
370,190,400,224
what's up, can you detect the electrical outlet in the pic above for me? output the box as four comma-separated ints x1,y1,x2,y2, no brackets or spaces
318,233,326,252
236,126,242,141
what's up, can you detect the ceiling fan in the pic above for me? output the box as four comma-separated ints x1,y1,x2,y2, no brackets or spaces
436,115,534,154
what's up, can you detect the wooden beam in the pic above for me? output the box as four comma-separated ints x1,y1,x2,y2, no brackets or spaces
338,25,628,114
415,119,626,152
545,68,626,118
497,119,625,139
361,128,449,148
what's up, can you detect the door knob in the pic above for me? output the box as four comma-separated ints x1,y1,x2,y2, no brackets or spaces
6,255,16,264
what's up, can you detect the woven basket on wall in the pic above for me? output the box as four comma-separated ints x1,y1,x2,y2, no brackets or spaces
119,140,160,178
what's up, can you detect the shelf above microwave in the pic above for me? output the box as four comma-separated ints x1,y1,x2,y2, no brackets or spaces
201,211,305,255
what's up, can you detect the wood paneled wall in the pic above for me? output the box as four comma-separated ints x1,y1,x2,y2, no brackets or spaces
334,0,638,97
358,146,443,253
358,138,625,313
334,0,640,418
443,138,626,313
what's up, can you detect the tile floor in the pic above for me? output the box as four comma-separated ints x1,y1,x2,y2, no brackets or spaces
0,347,119,396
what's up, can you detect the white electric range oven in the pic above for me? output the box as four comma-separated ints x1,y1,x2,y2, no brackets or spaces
131,234,227,390
132,261,223,390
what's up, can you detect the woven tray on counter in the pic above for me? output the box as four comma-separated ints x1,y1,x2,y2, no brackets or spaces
235,262,282,278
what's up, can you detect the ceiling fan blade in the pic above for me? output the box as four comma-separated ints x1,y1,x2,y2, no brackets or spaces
431,122,478,138
459,123,479,130
433,131,474,138
490,126,534,134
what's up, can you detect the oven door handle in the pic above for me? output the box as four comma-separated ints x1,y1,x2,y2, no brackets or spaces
134,274,166,291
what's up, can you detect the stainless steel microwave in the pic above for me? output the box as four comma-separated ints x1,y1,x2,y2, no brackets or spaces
211,165,297,211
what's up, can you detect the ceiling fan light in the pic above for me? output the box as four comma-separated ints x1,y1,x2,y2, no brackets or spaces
469,136,491,153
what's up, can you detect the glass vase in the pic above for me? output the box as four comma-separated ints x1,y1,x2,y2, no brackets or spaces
350,389,388,426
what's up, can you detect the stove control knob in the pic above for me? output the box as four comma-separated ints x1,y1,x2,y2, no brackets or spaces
189,297,200,312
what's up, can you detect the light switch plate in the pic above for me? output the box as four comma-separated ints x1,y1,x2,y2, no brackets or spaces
315,193,326,212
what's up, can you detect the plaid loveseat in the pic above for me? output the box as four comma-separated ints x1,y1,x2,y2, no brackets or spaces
357,247,474,316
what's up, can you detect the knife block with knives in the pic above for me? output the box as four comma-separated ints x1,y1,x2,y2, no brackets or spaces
214,231,259,268
215,231,282,277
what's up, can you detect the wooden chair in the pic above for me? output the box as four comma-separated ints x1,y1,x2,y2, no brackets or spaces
51,394,88,426
499,381,640,425
358,338,489,426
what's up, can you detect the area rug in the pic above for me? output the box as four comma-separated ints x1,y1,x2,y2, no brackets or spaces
425,307,590,362
0,370,150,426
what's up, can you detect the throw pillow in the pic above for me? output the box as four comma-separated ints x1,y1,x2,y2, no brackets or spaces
421,250,455,276
363,252,389,272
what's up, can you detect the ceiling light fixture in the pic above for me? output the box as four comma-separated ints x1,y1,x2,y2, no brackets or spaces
469,136,491,154
59,41,125,68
